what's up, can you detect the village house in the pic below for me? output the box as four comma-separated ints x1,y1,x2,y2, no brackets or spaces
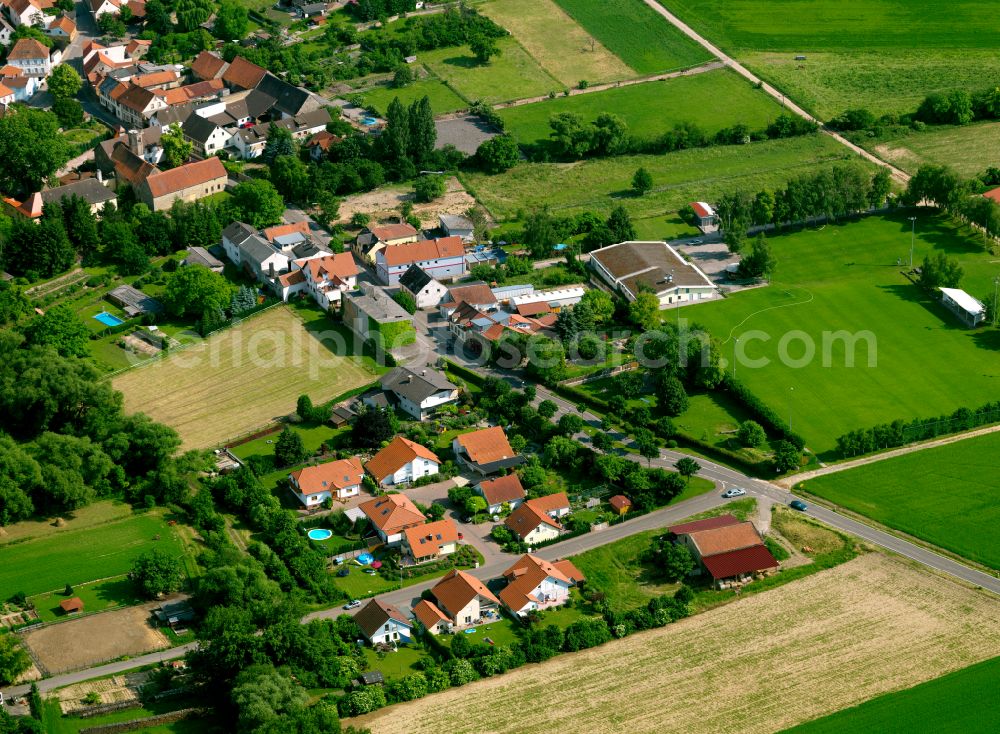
181,113,232,157
230,108,332,160
439,282,498,316
138,157,227,211
88,0,120,19
4,0,44,27
402,517,460,564
439,213,474,242
498,554,585,617
294,252,359,310
474,474,526,515
306,129,340,161
358,493,427,546
398,265,447,309
452,425,524,475
589,240,716,308
412,598,450,635
364,435,440,487
222,221,288,281
353,599,412,646
95,128,162,185
341,284,411,343
429,569,500,628
189,50,229,81
288,456,364,507
667,514,779,588
354,222,419,264
5,38,54,78
45,13,76,41
3,178,116,219
0,64,38,101
376,235,466,286
0,81,13,107
0,17,11,46
504,493,571,545
378,366,459,420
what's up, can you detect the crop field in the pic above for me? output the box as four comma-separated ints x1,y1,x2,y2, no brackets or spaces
801,431,1000,568
498,69,781,146
481,0,633,86
360,79,468,116
421,38,561,105
462,134,860,227
359,554,1000,734
553,0,712,75
686,213,1000,458
113,307,380,450
873,121,1000,178
0,511,183,597
782,656,1000,734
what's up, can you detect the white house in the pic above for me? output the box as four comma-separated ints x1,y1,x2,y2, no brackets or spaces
0,16,15,44
412,599,450,635
375,236,466,286
498,554,586,617
88,0,121,19
429,570,501,628
353,600,412,646
439,213,474,243
364,435,441,487
398,265,447,309
378,366,459,420
287,457,364,507
5,0,44,27
589,240,717,308
182,114,233,157
358,493,426,546
475,474,526,515
504,493,570,545
297,252,359,310
5,38,52,78
402,518,460,564
222,221,289,281
452,426,524,475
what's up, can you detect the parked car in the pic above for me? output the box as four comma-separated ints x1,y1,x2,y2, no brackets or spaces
344,599,361,610
689,239,703,245
722,487,746,498
790,499,808,511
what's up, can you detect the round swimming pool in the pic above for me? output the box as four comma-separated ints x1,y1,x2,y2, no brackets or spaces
307,528,333,541
357,552,374,565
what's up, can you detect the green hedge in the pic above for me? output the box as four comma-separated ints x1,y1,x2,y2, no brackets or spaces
443,360,486,386
720,375,805,449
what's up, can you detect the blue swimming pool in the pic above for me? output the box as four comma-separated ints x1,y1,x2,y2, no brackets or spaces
362,116,379,126
307,528,333,541
94,312,125,327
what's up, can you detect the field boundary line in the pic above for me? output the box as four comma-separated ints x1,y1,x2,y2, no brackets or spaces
719,285,814,344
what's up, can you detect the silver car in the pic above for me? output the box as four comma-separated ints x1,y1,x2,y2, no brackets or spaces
722,487,747,498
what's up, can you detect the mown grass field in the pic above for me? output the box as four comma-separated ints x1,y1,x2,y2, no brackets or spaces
553,0,712,75
498,69,781,146
462,134,861,230
873,120,1000,178
781,656,1000,734
359,554,1000,734
481,0,633,86
360,79,468,116
113,306,381,450
421,38,561,104
686,213,1000,458
0,511,184,597
801,431,1000,569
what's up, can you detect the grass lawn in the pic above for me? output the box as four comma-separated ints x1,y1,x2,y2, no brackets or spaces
421,37,562,104
685,212,1000,458
439,616,522,649
553,0,713,75
0,500,133,544
571,529,680,612
230,423,353,491
29,576,145,623
113,306,382,450
499,69,782,146
362,645,425,681
336,565,400,598
42,697,212,734
480,0,633,86
462,134,862,225
872,120,1000,178
0,510,185,598
800,431,1000,569
780,656,1000,734
360,79,468,116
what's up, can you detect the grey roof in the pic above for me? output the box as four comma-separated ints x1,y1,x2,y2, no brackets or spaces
255,72,316,117
590,240,714,297
290,240,330,259
41,178,116,207
241,234,279,266
440,213,473,231
107,284,162,314
184,246,224,269
244,89,276,118
380,366,457,405
223,221,257,247
183,113,222,144
237,107,332,145
345,287,410,324
153,102,196,127
399,264,435,294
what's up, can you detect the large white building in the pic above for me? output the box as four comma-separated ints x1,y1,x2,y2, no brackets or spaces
375,236,466,286
589,240,717,308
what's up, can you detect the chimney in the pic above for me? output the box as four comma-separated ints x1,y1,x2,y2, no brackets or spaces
269,262,275,278
128,129,141,155
96,169,104,183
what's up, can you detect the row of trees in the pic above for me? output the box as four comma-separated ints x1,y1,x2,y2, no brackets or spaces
830,86,1000,134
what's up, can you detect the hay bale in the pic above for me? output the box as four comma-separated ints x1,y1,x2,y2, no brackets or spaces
53,518,66,527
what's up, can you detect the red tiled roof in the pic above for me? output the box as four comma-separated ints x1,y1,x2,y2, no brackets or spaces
300,253,359,284
277,269,305,287
60,597,84,613
477,474,525,506
7,38,48,61
515,301,551,316
983,187,1000,204
499,554,583,612
412,599,449,629
132,69,178,88
529,492,569,515
504,501,561,540
701,545,778,580
263,220,310,242
48,14,75,34
690,201,714,218
381,236,463,266
609,495,631,512
289,457,363,495
455,426,516,466
403,518,459,560
0,84,13,100
431,569,500,618
447,283,495,306
163,78,223,105
190,50,227,81
687,522,764,557
222,55,266,90
667,513,741,537
365,436,440,484
359,493,426,535
126,0,145,16
369,223,417,242
144,157,226,199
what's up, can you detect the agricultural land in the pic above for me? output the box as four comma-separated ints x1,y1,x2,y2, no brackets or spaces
360,553,1000,734
872,120,1000,178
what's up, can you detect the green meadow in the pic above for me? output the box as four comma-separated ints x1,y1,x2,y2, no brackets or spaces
360,79,468,116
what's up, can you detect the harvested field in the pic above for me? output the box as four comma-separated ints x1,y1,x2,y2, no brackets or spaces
360,554,1000,734
113,307,379,450
337,176,479,228
23,604,168,675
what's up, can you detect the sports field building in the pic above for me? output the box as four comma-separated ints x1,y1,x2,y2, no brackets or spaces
589,241,717,308
940,287,986,327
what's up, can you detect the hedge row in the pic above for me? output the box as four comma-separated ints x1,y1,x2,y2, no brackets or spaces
720,375,806,449
443,359,486,386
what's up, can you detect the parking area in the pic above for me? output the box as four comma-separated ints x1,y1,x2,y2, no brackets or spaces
434,114,499,155
674,240,764,293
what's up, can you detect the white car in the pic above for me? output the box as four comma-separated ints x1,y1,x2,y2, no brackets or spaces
344,599,362,610
722,487,747,498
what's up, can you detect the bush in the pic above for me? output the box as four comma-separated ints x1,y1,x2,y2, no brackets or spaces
413,174,446,203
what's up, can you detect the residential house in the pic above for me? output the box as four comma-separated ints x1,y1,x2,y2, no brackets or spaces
439,282,498,316
5,38,52,78
295,252,358,309
589,240,716,308
4,178,116,219
667,514,779,588
162,78,225,107
429,569,500,628
288,457,364,507
182,246,224,273
88,0,120,18
504,493,570,545
222,221,289,281
474,474,525,515
689,201,718,233
182,113,232,157
412,599,450,635
0,17,12,45
5,0,43,27
447,301,555,347
0,81,13,107
354,222,419,264
306,129,340,161
0,64,38,101
375,235,465,286
452,426,524,475
402,517,460,564
230,108,332,159
359,493,427,546
221,55,266,91
398,265,447,309
342,284,411,342
138,157,227,211
439,213,474,242
45,13,76,41
364,435,440,487
190,50,229,81
498,554,585,617
378,366,459,420
95,128,162,185
114,84,168,128
254,70,320,118
353,600,412,646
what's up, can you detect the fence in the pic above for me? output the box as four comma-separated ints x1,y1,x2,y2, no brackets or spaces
80,708,205,734
76,699,142,719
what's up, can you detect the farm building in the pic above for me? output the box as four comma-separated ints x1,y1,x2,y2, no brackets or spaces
402,517,460,564
510,286,585,312
589,241,716,308
359,493,427,546
153,600,195,631
288,457,364,506
106,284,163,317
689,201,718,233
940,288,985,327
667,514,778,588
399,265,448,309
439,213,475,242
182,246,224,272
354,599,412,646
452,425,524,475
